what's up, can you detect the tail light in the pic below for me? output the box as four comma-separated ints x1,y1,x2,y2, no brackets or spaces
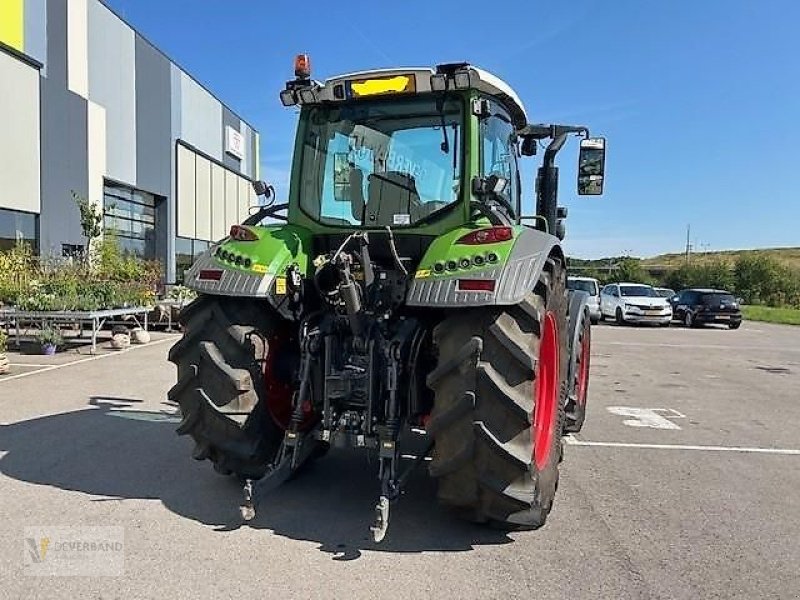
456,227,513,245
457,279,496,292
198,269,223,281
229,225,258,242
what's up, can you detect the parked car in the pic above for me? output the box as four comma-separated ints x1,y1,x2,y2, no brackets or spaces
654,287,675,298
600,282,672,326
568,276,601,324
669,289,742,329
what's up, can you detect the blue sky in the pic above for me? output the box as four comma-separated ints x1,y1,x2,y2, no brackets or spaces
109,0,800,258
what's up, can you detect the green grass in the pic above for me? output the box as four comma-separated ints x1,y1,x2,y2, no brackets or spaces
741,305,800,326
641,247,800,270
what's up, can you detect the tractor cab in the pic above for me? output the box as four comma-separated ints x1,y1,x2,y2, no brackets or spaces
279,60,529,235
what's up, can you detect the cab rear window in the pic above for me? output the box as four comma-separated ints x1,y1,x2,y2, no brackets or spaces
702,293,735,304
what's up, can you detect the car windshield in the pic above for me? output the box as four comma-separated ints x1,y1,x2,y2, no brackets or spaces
702,293,736,304
298,96,463,227
655,288,674,298
620,285,656,297
568,279,599,295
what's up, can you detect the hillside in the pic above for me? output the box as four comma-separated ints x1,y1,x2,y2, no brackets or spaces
569,247,800,270
640,247,800,270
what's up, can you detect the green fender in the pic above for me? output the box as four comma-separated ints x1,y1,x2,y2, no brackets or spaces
406,225,563,307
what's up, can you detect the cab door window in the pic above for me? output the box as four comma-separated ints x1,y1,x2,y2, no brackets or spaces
480,101,520,217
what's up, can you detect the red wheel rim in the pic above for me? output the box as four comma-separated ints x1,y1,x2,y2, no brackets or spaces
263,333,313,430
533,311,560,471
576,326,590,407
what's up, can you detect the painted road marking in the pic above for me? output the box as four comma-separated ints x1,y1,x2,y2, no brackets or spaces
0,338,173,385
563,437,800,456
606,406,686,430
597,341,800,353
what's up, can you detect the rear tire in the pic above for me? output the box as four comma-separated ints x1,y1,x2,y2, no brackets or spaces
427,257,568,529
167,296,289,478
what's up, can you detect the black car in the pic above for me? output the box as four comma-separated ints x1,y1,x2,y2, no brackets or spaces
669,289,742,329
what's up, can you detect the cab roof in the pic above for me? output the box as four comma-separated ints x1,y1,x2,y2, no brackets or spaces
305,64,528,129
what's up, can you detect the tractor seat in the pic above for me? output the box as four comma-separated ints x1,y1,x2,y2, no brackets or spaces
365,171,422,227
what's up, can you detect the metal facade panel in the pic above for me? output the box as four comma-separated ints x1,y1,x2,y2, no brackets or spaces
87,0,136,184
179,72,223,162
24,0,47,68
45,0,67,86
210,163,226,241
0,0,24,50
39,76,88,252
66,0,88,97
224,169,238,229
237,176,251,224
86,100,106,210
195,155,212,241
176,144,196,238
0,51,40,214
134,34,171,197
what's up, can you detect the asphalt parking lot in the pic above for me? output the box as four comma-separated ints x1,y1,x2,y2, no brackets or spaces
1,321,798,599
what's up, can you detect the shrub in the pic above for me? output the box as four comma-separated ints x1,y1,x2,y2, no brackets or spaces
733,254,799,307
36,325,64,347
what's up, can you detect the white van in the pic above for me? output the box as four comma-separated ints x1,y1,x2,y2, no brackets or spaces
567,276,601,324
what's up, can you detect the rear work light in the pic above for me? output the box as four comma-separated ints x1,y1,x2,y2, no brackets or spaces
198,269,223,281
456,227,513,245
457,279,496,292
229,225,258,241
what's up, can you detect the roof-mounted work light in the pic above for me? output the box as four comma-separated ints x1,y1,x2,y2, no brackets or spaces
279,89,297,106
453,69,472,89
430,73,448,91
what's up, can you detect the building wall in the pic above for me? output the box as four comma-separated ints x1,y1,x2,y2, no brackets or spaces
0,0,260,282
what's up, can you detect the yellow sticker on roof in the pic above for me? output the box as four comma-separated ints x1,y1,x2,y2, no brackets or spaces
350,75,416,97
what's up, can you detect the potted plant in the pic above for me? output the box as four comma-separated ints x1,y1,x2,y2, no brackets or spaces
37,326,63,356
0,330,9,374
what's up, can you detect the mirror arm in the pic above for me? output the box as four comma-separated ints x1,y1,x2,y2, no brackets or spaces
242,203,289,225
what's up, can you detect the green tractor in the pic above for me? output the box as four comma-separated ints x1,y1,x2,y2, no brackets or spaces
169,56,606,541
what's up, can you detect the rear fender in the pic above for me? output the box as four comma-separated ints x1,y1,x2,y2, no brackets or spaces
406,226,563,307
185,224,312,301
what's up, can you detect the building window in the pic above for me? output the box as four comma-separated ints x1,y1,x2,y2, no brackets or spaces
103,181,160,259
175,236,211,284
0,207,38,251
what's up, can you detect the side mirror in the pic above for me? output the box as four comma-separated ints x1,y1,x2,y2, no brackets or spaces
252,179,277,200
519,137,537,157
577,137,606,195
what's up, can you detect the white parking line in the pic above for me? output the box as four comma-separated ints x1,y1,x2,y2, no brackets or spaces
0,338,173,384
597,341,800,353
563,437,800,455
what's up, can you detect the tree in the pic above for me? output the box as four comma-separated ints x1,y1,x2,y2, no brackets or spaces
72,191,103,265
614,257,652,284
